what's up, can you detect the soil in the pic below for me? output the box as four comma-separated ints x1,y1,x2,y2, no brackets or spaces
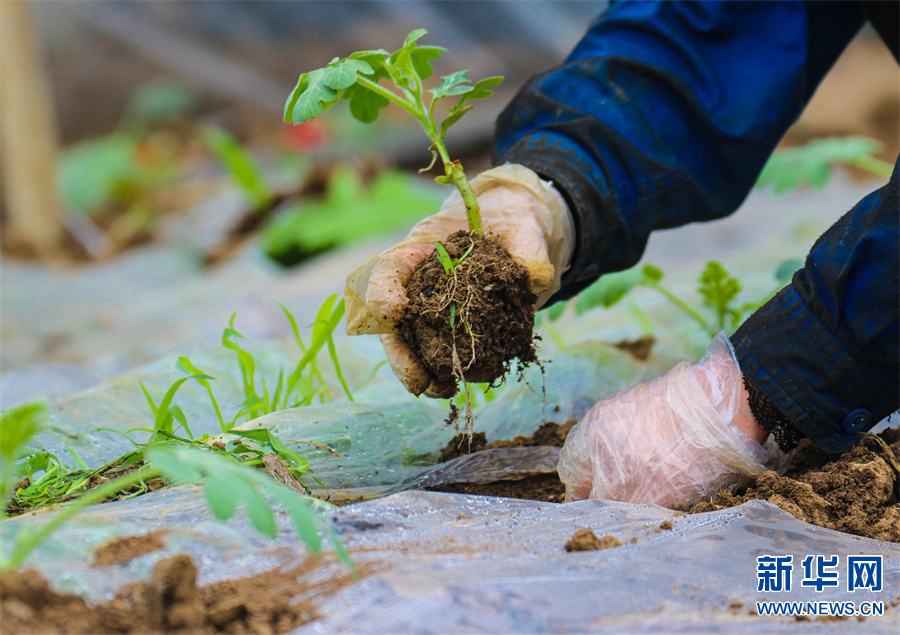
564,528,623,552
400,230,538,394
0,553,363,634
91,530,170,567
429,422,900,543
688,429,900,542
428,420,575,502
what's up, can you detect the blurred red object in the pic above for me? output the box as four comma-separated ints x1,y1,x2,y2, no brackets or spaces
283,120,329,151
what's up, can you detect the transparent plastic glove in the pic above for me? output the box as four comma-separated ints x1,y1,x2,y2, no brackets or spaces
557,333,770,508
344,164,575,397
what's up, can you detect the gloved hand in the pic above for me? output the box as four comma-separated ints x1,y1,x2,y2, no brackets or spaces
345,164,575,397
557,333,772,508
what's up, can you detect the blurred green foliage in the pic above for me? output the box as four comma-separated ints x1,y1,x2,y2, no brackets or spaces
263,166,443,266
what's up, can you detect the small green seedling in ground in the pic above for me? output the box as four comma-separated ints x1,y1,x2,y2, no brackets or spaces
553,259,801,338
284,28,503,236
200,126,275,210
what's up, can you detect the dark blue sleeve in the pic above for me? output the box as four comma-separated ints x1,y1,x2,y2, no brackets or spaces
493,0,865,301
733,159,899,453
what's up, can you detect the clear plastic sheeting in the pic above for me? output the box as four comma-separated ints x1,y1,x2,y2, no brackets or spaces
3,488,897,632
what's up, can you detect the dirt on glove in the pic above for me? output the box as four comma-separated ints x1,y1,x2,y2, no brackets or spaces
431,423,900,543
0,553,364,634
400,230,538,392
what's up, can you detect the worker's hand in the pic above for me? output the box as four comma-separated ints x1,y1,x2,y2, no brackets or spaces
557,333,771,508
345,163,575,397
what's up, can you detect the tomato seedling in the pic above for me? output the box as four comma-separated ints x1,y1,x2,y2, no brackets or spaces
283,29,503,236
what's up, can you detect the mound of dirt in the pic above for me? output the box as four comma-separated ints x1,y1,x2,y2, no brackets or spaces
0,553,361,634
430,423,900,543
689,429,900,542
400,231,537,392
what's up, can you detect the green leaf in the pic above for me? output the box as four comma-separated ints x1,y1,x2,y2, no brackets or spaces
756,136,887,194
641,264,664,282
698,261,742,330
403,28,428,47
0,402,46,504
574,266,646,315
410,45,445,80
286,60,375,125
65,445,89,471
147,447,203,483
434,242,453,275
200,126,273,209
203,474,237,520
439,105,472,139
344,83,390,124
231,477,277,538
455,76,503,108
324,59,373,89
774,258,802,284
430,71,472,99
290,69,341,123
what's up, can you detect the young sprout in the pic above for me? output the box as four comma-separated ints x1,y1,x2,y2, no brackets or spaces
434,240,474,276
283,29,503,236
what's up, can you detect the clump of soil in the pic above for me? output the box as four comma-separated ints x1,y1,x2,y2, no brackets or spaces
688,429,900,542
91,530,169,567
564,528,622,552
1,552,361,634
400,231,538,393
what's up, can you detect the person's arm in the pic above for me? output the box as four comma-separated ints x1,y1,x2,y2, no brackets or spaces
494,0,865,303
733,159,899,453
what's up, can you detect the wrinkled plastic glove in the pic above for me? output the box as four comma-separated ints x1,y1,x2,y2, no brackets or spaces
344,164,575,397
557,333,771,508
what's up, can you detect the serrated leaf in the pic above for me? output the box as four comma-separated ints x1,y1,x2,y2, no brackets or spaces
456,76,503,108
439,105,472,139
323,59,373,90
410,45,445,80
430,70,472,99
403,28,428,47
290,69,340,123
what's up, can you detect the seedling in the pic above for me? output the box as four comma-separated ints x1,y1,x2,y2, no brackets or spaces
434,240,474,277
553,259,799,338
284,29,503,236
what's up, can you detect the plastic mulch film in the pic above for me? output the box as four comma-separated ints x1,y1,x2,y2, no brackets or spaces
3,487,898,632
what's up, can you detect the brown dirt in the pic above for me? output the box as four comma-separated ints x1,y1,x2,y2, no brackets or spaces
688,429,900,542
428,420,575,502
1,552,363,634
431,422,899,542
91,530,170,567
400,230,538,394
565,528,622,552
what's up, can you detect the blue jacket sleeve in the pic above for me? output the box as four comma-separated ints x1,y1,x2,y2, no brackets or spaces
493,0,865,302
732,160,899,453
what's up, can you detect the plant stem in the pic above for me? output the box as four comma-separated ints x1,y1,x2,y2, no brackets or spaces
851,156,893,179
2,464,158,571
642,279,711,333
432,138,482,235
